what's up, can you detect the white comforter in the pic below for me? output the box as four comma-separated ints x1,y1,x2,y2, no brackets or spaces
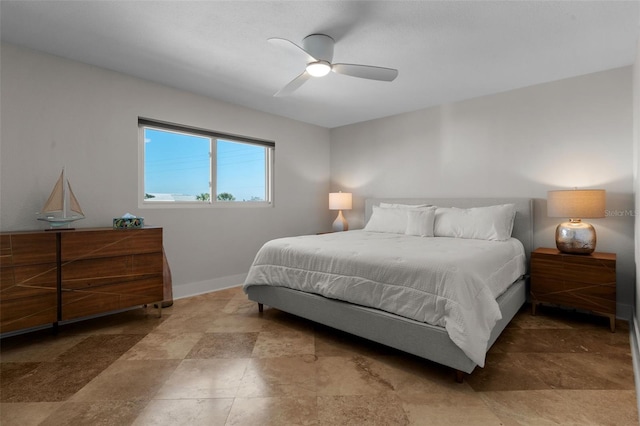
243,230,526,367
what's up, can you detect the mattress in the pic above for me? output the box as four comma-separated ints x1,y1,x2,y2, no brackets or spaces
243,230,526,366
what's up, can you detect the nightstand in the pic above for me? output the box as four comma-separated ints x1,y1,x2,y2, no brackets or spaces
530,247,616,332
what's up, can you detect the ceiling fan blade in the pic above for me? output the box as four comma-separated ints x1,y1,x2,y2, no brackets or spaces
332,63,398,82
274,71,312,97
268,37,317,63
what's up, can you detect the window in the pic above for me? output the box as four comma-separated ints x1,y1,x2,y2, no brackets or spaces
139,118,274,206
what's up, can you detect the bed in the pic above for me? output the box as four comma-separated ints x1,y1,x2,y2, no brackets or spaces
244,197,533,380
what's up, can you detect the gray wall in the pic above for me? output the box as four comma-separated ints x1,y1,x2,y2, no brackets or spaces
331,67,635,318
634,35,640,325
0,43,332,297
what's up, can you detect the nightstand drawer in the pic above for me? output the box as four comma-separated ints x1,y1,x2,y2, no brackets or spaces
531,252,615,285
531,276,616,313
530,247,616,332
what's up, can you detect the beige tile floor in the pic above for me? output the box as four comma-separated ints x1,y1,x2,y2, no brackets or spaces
1,286,637,425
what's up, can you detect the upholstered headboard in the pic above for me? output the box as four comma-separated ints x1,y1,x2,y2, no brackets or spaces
364,198,534,262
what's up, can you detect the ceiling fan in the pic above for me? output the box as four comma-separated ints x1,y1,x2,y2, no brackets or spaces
269,34,399,97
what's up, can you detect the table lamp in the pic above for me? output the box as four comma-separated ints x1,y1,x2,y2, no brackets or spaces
547,189,606,254
329,192,352,232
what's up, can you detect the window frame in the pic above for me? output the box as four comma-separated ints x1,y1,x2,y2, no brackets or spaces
138,118,275,208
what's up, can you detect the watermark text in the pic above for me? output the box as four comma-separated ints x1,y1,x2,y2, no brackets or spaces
605,209,637,217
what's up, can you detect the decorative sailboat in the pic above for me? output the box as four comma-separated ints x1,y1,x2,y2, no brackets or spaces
37,168,85,228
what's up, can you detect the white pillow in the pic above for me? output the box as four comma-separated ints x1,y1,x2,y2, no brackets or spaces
364,206,408,234
365,205,436,235
405,207,436,237
379,202,430,209
433,204,516,241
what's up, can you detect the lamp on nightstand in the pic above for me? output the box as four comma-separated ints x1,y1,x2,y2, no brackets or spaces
329,191,352,232
547,189,606,254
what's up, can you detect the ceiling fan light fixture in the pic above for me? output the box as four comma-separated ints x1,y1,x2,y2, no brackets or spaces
270,34,399,96
306,61,331,77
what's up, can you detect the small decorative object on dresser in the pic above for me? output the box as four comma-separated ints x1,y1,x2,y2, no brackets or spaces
37,168,85,229
530,247,616,332
113,213,144,229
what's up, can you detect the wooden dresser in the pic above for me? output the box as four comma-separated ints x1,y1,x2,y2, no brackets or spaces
0,227,164,334
530,247,616,332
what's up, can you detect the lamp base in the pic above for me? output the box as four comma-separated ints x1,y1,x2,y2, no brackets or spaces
555,219,596,254
332,210,349,232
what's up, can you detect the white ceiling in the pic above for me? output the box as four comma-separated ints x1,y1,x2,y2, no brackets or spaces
1,1,639,128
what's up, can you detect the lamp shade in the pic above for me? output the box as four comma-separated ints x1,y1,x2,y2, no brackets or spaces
547,189,605,219
329,192,352,211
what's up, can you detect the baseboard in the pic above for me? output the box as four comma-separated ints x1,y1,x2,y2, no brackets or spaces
630,312,640,417
172,273,247,299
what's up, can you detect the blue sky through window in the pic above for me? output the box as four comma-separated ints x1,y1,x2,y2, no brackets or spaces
144,128,266,201
217,140,266,201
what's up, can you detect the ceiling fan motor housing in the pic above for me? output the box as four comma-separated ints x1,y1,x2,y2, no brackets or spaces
303,34,334,63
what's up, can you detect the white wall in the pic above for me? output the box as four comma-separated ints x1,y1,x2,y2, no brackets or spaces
634,33,640,323
331,67,635,317
631,19,639,416
0,43,331,297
